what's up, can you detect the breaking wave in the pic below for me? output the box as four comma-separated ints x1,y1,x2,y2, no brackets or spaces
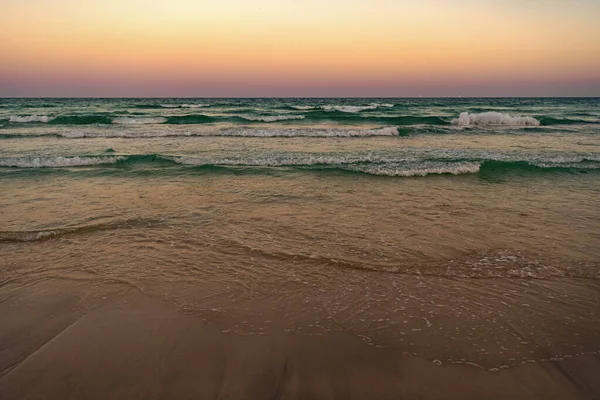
112,117,168,124
0,155,126,168
1,127,400,139
8,115,52,123
348,162,481,177
237,115,306,122
452,112,540,127
1,111,595,130
1,154,598,179
134,104,210,109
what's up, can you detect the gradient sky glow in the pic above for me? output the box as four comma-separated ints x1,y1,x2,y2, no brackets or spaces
1,0,599,97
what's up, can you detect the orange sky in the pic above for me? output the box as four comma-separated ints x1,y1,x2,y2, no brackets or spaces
1,0,599,96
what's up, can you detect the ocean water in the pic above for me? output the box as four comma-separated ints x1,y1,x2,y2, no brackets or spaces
1,98,600,368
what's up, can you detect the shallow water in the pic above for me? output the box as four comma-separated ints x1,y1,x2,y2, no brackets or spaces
1,98,599,368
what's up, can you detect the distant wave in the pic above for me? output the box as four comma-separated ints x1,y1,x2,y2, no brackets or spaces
134,104,210,109
0,127,401,139
237,115,306,122
289,103,394,112
162,104,210,108
322,105,379,113
452,112,540,127
2,111,594,127
289,105,316,110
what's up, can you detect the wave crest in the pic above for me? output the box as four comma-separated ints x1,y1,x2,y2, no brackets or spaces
9,115,52,123
452,112,540,127
238,115,305,122
112,117,167,124
0,156,126,168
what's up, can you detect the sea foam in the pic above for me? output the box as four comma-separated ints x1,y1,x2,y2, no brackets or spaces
452,112,540,127
239,115,306,122
112,117,167,124
0,156,126,168
322,105,379,113
161,104,210,108
9,115,52,123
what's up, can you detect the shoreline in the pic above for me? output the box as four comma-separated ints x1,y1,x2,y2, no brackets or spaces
1,279,599,399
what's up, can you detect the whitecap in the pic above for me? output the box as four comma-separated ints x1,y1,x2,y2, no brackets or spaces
451,112,540,127
112,117,167,124
0,156,126,168
322,105,378,113
8,115,52,123
238,115,306,122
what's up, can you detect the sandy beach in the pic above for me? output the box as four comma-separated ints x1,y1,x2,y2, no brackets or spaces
2,277,599,400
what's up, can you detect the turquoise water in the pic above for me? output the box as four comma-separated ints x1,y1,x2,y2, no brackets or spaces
1,98,600,367
1,98,599,176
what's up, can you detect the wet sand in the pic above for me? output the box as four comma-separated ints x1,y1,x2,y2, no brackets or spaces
1,279,599,400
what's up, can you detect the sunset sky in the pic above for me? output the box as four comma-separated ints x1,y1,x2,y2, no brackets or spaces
1,0,599,97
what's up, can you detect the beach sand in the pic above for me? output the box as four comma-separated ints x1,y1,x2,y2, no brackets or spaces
1,279,599,400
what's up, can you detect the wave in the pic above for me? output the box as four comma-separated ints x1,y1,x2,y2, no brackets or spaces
163,114,306,124
163,115,216,124
9,115,52,123
538,116,595,126
112,117,168,124
0,127,400,139
452,112,540,127
1,154,598,179
0,218,159,243
50,115,113,125
0,155,126,168
163,104,210,108
322,105,379,113
288,103,393,112
237,115,305,122
134,104,210,109
348,162,481,177
5,112,592,127
0,112,451,127
297,111,448,125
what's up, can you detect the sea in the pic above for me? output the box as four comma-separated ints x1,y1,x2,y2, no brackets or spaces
1,97,599,369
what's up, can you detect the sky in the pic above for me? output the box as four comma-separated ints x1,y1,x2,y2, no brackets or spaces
1,0,599,97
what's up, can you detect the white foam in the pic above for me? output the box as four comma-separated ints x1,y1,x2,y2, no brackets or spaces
48,126,399,138
239,115,305,122
371,103,394,108
112,117,167,124
8,115,52,123
322,105,378,113
181,104,210,108
350,162,481,177
170,154,398,167
161,104,210,108
452,112,540,127
0,156,126,168
290,105,316,110
218,126,399,137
